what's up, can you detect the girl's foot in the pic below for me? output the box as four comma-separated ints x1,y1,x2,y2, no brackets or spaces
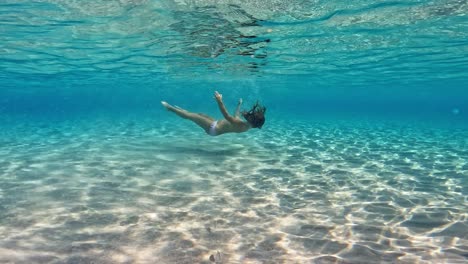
162,101,184,112
161,101,171,110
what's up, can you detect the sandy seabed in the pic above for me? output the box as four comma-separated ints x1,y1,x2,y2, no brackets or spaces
0,117,467,264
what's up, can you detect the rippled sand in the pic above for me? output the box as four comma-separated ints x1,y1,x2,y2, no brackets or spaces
0,117,467,263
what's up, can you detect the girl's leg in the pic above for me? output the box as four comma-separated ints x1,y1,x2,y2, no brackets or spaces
161,101,214,132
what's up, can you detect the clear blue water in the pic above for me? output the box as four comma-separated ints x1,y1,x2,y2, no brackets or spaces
1,1,467,263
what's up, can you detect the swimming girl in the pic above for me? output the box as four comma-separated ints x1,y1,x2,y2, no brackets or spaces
161,91,266,136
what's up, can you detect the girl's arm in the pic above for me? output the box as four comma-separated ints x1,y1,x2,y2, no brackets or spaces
214,91,236,123
234,98,242,117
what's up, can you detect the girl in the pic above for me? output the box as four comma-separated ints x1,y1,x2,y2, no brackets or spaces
161,91,266,136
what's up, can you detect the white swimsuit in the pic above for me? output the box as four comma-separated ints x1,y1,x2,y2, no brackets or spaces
208,120,218,136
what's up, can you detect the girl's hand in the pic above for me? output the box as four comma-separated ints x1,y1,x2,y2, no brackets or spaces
214,91,222,102
238,98,243,104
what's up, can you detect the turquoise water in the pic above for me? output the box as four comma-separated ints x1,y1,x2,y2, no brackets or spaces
1,1,468,263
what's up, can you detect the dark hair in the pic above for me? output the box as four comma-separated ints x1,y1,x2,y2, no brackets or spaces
242,101,266,129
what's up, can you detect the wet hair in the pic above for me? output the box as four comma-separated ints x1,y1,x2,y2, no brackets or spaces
242,101,266,129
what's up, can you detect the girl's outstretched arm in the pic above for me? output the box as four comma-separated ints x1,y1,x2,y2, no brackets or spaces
214,91,236,123
234,98,242,117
